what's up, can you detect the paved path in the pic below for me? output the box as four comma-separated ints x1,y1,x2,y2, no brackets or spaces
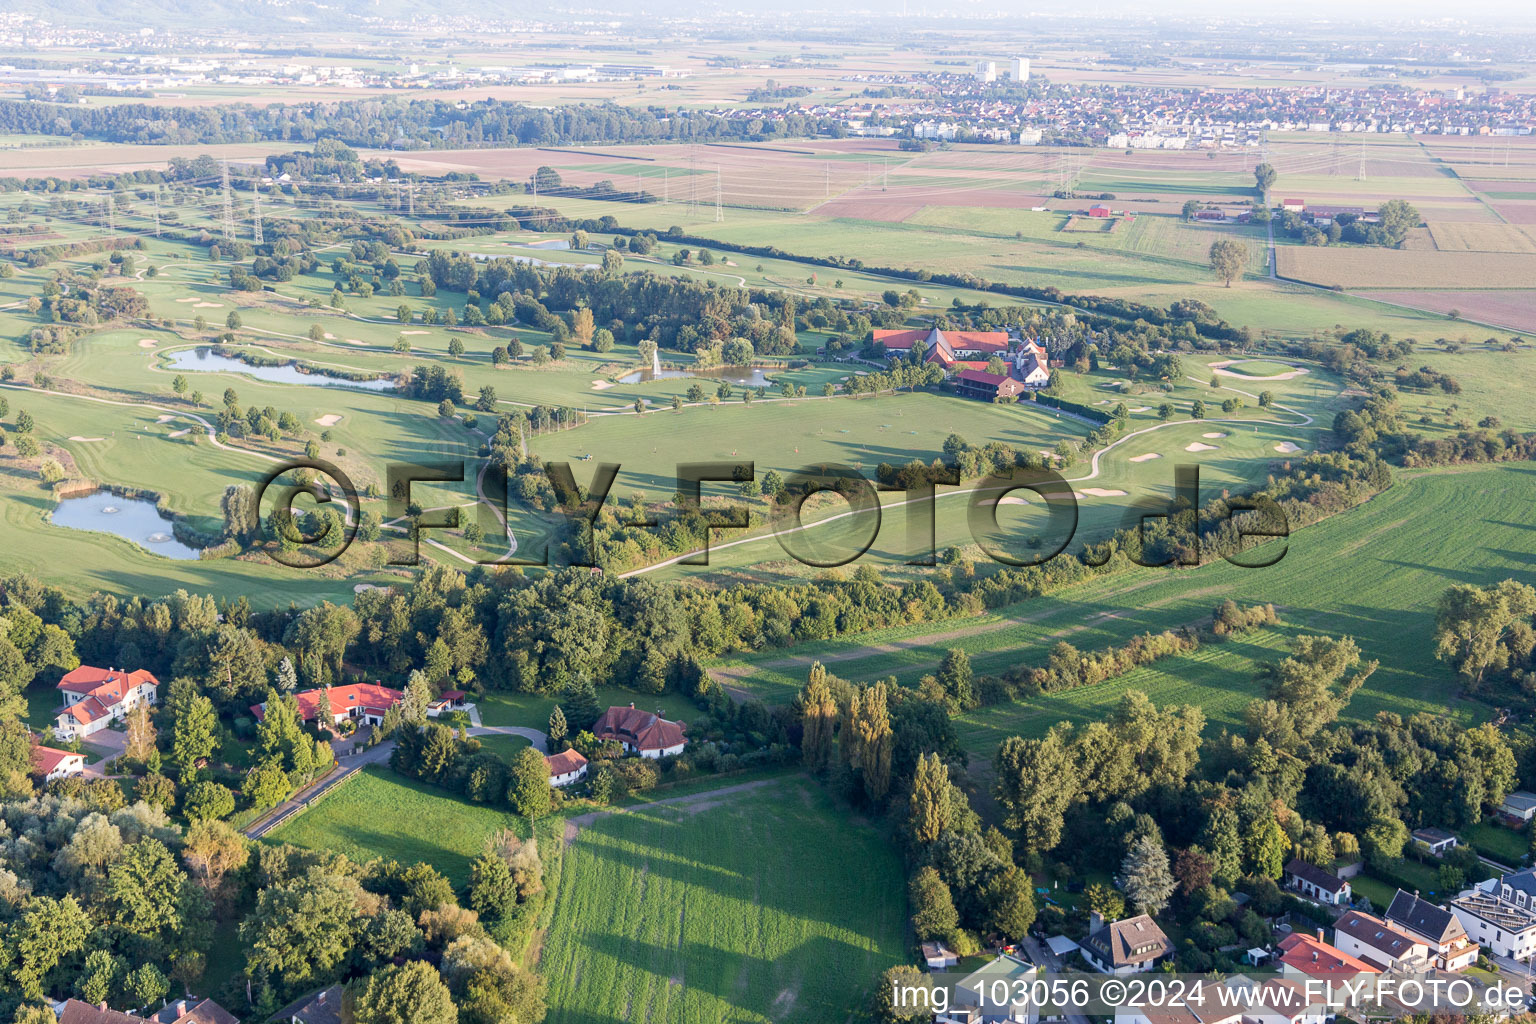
468,724,547,753
243,740,393,839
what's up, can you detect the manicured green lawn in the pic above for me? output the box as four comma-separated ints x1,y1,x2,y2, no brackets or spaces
477,686,699,732
266,766,516,887
541,775,904,1024
1465,822,1528,866
474,732,532,760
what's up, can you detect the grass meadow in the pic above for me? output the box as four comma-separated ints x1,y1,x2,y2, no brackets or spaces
541,775,904,1024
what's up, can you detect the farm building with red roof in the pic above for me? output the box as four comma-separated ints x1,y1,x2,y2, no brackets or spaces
954,369,1027,401
250,682,404,729
592,704,687,758
873,325,1010,369
54,665,159,741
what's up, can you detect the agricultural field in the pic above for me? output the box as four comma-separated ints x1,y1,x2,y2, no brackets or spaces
1275,246,1536,289
1353,289,1536,334
1425,221,1536,252
541,775,904,1024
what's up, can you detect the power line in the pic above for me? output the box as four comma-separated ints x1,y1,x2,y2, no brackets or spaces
252,188,264,245
220,160,235,241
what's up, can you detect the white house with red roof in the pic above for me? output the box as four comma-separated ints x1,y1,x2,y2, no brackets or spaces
545,748,588,787
54,665,159,741
31,742,86,781
250,682,404,729
592,704,687,759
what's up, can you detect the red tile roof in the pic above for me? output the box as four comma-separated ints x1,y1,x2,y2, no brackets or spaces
250,683,403,722
1278,931,1379,976
58,665,159,696
30,743,83,776
592,705,686,752
545,749,588,776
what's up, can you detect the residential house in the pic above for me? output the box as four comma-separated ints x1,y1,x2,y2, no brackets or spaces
1330,910,1429,970
545,748,588,787
1081,913,1171,974
922,939,959,970
273,984,343,1024
1411,827,1459,856
938,952,1038,1023
250,683,404,729
54,665,159,741
954,369,1027,402
1283,858,1351,906
1449,885,1536,959
1499,791,1536,822
1278,930,1379,1009
1384,889,1479,971
592,704,686,758
57,997,238,1024
1280,199,1306,213
1118,977,1326,1024
426,689,469,717
30,742,85,781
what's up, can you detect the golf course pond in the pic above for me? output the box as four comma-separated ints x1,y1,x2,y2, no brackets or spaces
50,491,201,560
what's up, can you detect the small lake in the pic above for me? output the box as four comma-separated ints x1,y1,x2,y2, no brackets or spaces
165,349,396,391
51,491,201,560
617,365,777,387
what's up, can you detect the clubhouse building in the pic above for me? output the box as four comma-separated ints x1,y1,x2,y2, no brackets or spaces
874,325,1051,400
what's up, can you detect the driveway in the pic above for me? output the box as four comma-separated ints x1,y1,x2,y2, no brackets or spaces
468,725,547,753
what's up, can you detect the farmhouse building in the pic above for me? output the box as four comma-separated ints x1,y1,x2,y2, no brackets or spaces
592,704,687,758
1305,204,1365,226
31,742,86,782
1081,913,1170,974
1283,858,1351,905
1330,910,1428,970
873,325,1010,369
954,369,1027,401
1410,827,1458,856
1012,339,1051,387
249,683,404,728
1384,889,1479,971
1280,198,1306,213
1088,205,1112,218
545,748,589,787
54,665,159,741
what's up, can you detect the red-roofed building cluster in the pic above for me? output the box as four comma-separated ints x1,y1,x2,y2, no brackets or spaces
249,682,404,728
54,664,159,741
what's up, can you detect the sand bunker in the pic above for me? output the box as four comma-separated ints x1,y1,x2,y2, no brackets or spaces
1093,400,1110,406
137,338,158,348
193,302,224,309
173,297,197,304
1081,488,1128,497
314,414,343,427
1202,432,1227,439
1130,406,1150,412
67,436,104,442
400,330,429,336
322,332,336,340
346,338,366,345
590,380,615,390
1130,453,1162,463
1185,442,1219,452
1274,442,1303,454
155,415,175,423
167,429,190,438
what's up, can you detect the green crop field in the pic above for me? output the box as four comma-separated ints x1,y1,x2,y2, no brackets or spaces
267,766,517,887
541,775,904,1024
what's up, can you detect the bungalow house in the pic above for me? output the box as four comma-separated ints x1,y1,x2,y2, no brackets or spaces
250,683,404,729
1283,858,1350,906
873,326,1010,369
1330,910,1429,970
922,939,959,970
954,369,1027,402
1081,913,1171,974
592,704,686,758
31,742,86,782
1384,889,1479,971
273,984,343,1024
427,689,469,717
545,748,589,787
1449,885,1536,959
1410,827,1459,856
54,665,159,741
938,951,1038,1023
1499,790,1536,822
